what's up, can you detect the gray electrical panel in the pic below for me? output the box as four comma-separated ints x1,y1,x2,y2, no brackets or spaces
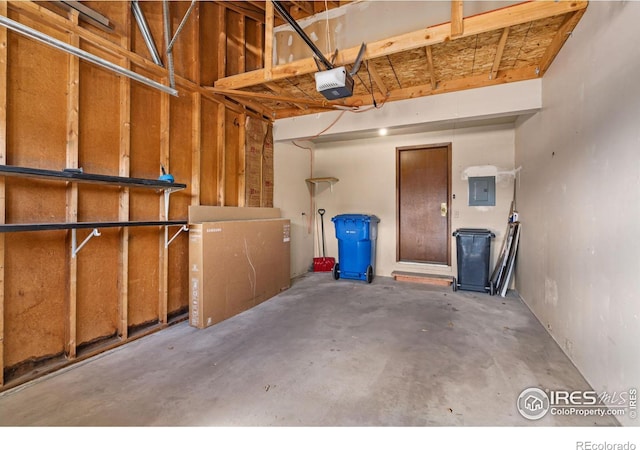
468,176,496,206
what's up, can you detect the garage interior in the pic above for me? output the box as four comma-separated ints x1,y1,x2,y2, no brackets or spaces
0,0,638,430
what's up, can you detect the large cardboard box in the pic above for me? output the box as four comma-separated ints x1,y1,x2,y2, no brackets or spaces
189,219,291,329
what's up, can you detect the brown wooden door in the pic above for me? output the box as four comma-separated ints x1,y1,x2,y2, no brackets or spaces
397,144,451,264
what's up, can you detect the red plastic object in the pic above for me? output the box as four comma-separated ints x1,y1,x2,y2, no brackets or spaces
313,257,335,272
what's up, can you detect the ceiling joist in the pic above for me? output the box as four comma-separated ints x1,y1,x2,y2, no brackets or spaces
538,8,587,76
451,0,463,37
425,46,437,90
490,27,510,80
215,1,587,90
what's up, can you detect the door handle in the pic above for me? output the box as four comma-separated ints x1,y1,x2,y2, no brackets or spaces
441,203,448,217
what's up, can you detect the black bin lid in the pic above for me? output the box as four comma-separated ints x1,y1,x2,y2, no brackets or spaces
453,228,495,237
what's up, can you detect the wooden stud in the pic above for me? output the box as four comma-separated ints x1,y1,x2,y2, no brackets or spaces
425,46,437,90
159,82,170,325
0,0,6,386
237,113,246,207
217,4,227,79
192,92,201,206
216,104,226,206
215,0,588,89
118,11,132,341
538,9,586,76
65,10,80,360
490,27,510,80
239,13,246,75
451,0,464,38
192,1,201,85
256,19,264,70
213,1,270,26
264,0,273,81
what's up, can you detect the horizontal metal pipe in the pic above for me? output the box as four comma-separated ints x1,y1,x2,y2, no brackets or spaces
0,15,178,96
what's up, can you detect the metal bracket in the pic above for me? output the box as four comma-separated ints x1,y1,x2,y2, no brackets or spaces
161,187,188,247
72,228,101,258
165,224,189,248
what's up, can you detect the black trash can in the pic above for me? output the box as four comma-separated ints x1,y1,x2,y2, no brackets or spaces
453,228,495,293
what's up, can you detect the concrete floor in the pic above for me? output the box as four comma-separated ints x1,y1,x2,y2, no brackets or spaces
0,273,618,426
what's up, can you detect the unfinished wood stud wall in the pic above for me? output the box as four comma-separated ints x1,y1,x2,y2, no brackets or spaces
0,0,273,390
0,0,7,387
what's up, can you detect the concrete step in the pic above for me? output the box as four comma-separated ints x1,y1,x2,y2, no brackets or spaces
391,271,454,287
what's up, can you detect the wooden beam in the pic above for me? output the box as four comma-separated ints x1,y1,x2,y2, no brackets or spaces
159,81,170,325
0,0,6,387
248,1,266,11
191,93,201,206
215,0,588,89
208,87,344,110
366,62,388,96
223,93,275,118
237,114,246,207
65,10,80,360
255,18,264,70
215,1,284,26
118,13,131,342
451,0,463,37
490,27,510,80
217,3,227,79
264,0,273,81
538,9,587,76
214,1,268,25
289,1,314,16
216,104,226,205
192,1,201,85
265,82,306,110
425,46,437,90
238,13,246,75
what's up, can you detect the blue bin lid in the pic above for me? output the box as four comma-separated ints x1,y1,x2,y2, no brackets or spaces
332,214,380,222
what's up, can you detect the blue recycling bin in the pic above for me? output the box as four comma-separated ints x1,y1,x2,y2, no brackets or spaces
331,214,380,283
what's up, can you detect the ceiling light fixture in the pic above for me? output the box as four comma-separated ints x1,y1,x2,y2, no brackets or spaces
378,128,388,136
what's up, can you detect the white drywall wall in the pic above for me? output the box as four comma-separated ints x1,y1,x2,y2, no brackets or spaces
274,79,541,142
312,123,515,279
273,141,315,278
514,1,640,426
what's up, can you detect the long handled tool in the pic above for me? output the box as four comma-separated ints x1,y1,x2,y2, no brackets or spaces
313,208,335,272
318,208,327,257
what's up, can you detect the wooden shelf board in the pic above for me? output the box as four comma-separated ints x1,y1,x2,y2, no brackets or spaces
306,177,338,184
